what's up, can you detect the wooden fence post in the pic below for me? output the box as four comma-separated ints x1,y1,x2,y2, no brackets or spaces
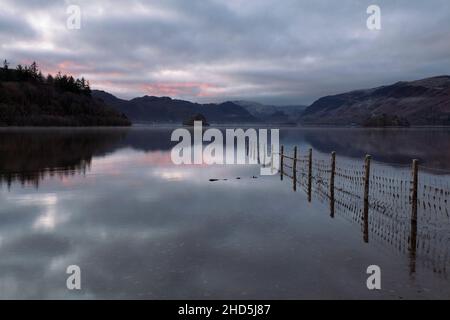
363,155,371,243
308,148,312,202
293,146,298,191
410,159,419,272
330,151,336,218
280,145,284,181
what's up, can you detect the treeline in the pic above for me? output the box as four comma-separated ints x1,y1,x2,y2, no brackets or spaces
0,59,130,126
0,59,91,95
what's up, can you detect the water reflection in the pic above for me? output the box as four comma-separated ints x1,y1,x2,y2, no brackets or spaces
283,127,450,169
1,127,450,188
0,129,129,188
0,127,449,299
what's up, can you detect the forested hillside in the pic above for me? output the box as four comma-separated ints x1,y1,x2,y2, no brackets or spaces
0,60,130,126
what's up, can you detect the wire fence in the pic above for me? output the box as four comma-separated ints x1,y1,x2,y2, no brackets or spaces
272,145,450,277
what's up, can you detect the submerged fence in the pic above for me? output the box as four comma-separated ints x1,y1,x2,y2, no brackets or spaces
271,145,450,277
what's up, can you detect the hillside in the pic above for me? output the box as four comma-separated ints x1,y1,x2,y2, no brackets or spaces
92,90,257,124
300,76,450,126
233,100,307,123
0,62,131,127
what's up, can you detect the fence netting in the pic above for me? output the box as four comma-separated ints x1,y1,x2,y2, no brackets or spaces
278,147,450,277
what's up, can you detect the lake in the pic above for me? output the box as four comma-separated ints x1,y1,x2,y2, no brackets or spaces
0,126,449,299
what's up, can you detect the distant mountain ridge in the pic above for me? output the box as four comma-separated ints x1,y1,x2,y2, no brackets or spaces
92,90,308,124
92,90,257,124
93,75,450,126
232,100,307,123
300,76,450,126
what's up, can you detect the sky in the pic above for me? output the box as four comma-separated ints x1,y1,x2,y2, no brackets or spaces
1,0,450,105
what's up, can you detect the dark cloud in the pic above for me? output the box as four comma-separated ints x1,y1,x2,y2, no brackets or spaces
0,12,37,39
1,0,449,104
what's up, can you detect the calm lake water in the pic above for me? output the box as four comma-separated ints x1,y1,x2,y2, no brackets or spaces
0,126,449,299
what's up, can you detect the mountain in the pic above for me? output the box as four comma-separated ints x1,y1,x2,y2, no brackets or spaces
300,76,450,126
92,90,257,124
233,100,307,123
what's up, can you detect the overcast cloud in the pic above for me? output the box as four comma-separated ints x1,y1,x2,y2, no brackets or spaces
1,0,449,104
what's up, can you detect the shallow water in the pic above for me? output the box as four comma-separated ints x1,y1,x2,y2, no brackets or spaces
0,126,449,299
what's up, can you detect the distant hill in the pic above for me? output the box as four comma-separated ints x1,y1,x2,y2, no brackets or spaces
92,90,257,124
0,61,130,127
233,100,307,123
300,76,450,126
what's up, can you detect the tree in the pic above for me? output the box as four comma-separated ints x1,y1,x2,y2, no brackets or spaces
46,74,54,85
0,60,9,81
16,64,24,81
84,80,91,96
68,75,75,89
37,71,44,83
30,61,38,79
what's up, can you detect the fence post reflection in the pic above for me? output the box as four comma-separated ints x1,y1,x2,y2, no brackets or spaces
330,151,336,218
363,155,371,243
308,148,312,202
293,146,298,192
409,159,419,274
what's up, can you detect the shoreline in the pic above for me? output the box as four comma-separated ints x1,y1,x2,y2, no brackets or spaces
1,123,450,129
